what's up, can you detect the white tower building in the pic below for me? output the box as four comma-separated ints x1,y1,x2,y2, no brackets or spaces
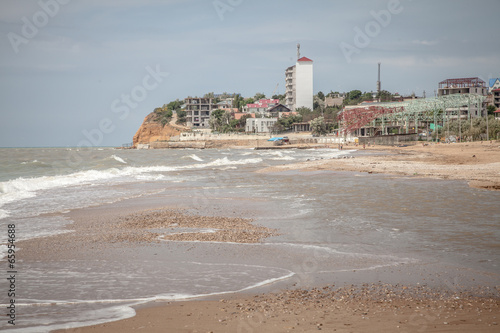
295,57,313,111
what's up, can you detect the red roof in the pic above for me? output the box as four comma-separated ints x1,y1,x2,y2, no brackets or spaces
298,57,313,62
234,113,255,120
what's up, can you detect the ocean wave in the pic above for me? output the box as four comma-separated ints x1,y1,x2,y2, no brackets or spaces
270,156,296,161
0,157,264,209
0,209,9,220
198,157,263,168
5,263,294,332
183,154,204,162
0,245,6,260
111,155,127,164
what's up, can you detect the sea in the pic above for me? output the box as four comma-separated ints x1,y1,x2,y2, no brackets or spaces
0,147,499,332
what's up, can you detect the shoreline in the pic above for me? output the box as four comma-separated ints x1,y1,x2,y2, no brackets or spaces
257,141,500,191
11,142,498,332
55,284,500,333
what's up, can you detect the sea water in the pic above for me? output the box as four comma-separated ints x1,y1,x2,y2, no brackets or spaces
0,147,499,332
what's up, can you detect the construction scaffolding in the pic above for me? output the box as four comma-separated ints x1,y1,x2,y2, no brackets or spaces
340,93,486,138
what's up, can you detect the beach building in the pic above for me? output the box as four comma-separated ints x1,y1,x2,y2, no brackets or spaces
245,118,278,133
285,65,296,110
242,99,279,114
216,100,233,110
437,77,487,118
489,78,500,93
295,57,314,111
285,57,314,111
493,89,500,110
267,104,293,118
185,97,218,127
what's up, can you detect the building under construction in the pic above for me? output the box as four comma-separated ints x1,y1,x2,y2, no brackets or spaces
340,77,487,138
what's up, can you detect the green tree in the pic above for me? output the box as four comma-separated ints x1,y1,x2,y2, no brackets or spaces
277,114,302,130
487,105,497,115
309,116,327,136
362,92,374,101
296,107,313,122
348,90,362,100
238,114,253,128
316,91,325,101
377,90,392,102
254,93,266,101
272,94,286,103
232,94,244,110
209,109,231,132
153,106,173,126
167,99,183,112
176,110,187,124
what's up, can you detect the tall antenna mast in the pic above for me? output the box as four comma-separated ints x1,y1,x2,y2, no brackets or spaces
377,62,381,94
297,43,301,60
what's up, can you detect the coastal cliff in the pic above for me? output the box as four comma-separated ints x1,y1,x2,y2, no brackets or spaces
132,113,184,146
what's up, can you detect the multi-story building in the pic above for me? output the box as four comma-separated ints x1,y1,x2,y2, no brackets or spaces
492,88,500,110
245,118,278,133
437,77,487,118
285,57,313,111
184,97,218,127
285,65,296,111
295,57,314,111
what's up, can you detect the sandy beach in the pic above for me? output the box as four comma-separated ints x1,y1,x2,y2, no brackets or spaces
49,141,500,333
56,285,499,333
259,141,500,191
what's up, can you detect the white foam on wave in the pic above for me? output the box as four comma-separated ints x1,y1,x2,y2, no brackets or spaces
21,160,40,165
0,156,264,211
198,157,263,168
0,303,138,333
271,155,296,161
184,154,204,162
216,166,238,171
0,245,7,260
111,155,127,164
9,262,295,332
0,209,9,220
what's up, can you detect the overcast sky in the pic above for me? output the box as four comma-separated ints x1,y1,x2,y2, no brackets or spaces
1,0,499,147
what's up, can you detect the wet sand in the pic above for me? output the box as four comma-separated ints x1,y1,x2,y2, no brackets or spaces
49,179,500,332
37,142,500,332
258,141,500,191
57,284,499,333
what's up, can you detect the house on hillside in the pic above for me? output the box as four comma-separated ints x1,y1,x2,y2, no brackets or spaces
267,104,292,117
245,118,278,133
242,99,279,114
489,78,500,93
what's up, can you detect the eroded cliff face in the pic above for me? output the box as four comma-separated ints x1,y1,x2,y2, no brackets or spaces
133,113,182,146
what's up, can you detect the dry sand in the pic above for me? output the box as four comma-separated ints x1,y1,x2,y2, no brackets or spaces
258,141,500,191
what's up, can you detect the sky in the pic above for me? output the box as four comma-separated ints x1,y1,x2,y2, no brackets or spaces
1,0,499,147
